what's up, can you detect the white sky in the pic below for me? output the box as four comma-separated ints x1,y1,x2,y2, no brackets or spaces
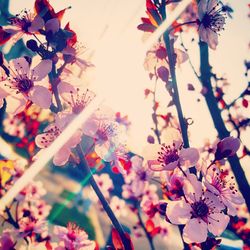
9,0,250,180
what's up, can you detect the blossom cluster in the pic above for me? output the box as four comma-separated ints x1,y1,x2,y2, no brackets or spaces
0,0,248,249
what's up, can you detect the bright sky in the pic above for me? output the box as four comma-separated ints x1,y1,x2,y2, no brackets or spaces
9,0,250,181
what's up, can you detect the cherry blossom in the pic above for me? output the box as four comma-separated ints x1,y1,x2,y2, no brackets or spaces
198,0,226,49
4,10,44,43
204,165,244,215
144,129,199,171
54,223,95,250
1,57,52,113
166,174,229,243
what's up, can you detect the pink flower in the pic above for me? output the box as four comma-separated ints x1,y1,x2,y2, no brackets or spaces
2,57,52,114
144,129,199,171
92,173,113,200
166,174,229,243
110,196,127,218
3,115,25,138
18,218,47,239
35,123,82,166
5,10,44,42
204,165,244,215
123,156,153,198
55,87,95,130
0,230,15,250
215,136,240,160
198,0,226,50
162,169,185,199
16,181,46,202
62,43,94,70
54,222,95,250
83,115,127,169
144,42,188,79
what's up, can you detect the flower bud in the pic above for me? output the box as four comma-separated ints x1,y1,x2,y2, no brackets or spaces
26,39,39,52
215,136,240,160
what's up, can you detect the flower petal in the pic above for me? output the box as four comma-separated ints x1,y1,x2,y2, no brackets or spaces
179,147,199,168
29,85,52,109
207,212,229,236
32,60,52,81
28,15,45,33
166,200,192,224
45,18,60,34
5,95,26,115
53,147,71,166
183,218,208,244
183,174,203,203
12,57,30,76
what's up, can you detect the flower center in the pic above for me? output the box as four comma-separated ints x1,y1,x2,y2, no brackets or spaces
9,10,32,33
69,89,94,115
201,6,225,33
158,144,180,167
192,201,209,218
17,78,34,93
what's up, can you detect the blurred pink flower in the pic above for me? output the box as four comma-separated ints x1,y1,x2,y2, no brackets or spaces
0,230,15,250
92,173,114,200
198,0,226,50
54,223,95,250
110,196,127,218
166,174,229,243
18,218,47,239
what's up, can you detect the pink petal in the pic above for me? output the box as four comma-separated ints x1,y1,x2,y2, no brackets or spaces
65,129,82,148
222,198,237,216
29,85,52,109
183,174,203,203
161,127,182,145
55,111,75,130
12,57,30,76
166,200,192,224
82,118,99,137
204,191,225,211
198,0,207,19
207,212,229,236
5,96,26,114
53,147,71,166
45,18,60,34
175,49,188,65
28,15,44,33
0,87,8,99
183,218,208,243
57,81,76,101
179,147,199,168
142,144,161,161
207,29,218,50
164,161,179,171
32,60,52,81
